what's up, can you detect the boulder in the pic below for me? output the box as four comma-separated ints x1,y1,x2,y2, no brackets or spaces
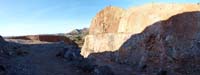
0,36,5,42
63,46,83,61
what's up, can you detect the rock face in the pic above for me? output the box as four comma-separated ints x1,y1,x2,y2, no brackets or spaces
0,35,5,54
0,35,6,49
0,36,5,42
81,6,126,57
89,6,125,34
81,3,200,57
118,3,200,34
81,3,200,74
7,35,77,45
81,33,132,57
115,10,200,74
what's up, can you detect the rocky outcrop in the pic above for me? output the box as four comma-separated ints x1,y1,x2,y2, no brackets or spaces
7,35,77,45
81,3,200,74
0,36,5,42
88,11,200,74
0,35,6,51
81,3,200,57
89,6,125,34
0,35,6,55
81,6,126,57
81,33,132,57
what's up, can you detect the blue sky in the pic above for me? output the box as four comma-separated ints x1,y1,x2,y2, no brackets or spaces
0,0,199,36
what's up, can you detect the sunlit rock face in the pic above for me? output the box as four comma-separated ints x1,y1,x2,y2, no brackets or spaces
89,6,125,34
81,33,132,57
81,3,200,58
118,3,200,34
81,6,127,57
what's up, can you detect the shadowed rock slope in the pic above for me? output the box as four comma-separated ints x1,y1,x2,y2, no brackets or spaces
89,11,200,75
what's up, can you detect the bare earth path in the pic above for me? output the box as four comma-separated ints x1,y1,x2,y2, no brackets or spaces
5,40,81,75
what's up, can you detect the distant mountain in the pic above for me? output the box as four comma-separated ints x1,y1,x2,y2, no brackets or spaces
67,28,89,35
5,28,89,47
65,28,89,47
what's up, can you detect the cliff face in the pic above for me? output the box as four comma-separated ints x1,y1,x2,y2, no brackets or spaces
81,6,127,57
81,3,200,57
81,4,200,74
118,4,200,34
89,6,125,34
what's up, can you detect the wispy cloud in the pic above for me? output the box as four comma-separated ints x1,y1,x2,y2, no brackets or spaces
30,5,63,19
